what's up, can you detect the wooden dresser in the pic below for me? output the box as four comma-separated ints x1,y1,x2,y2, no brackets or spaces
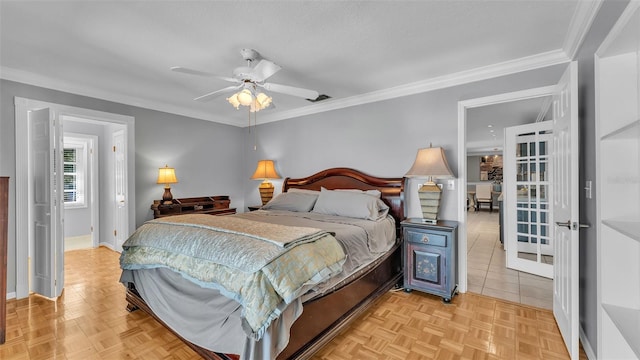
151,196,235,219
0,177,8,344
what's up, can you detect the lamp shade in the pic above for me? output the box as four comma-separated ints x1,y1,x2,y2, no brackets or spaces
157,165,178,184
405,147,454,223
251,160,281,180
404,147,454,179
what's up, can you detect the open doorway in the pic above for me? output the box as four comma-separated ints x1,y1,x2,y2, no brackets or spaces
62,126,99,252
461,91,555,309
14,97,135,300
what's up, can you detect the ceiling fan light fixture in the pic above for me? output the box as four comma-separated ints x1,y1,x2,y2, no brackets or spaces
256,92,272,108
237,89,254,106
226,93,241,109
174,49,317,112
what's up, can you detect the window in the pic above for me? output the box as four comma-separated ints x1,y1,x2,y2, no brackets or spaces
63,137,88,208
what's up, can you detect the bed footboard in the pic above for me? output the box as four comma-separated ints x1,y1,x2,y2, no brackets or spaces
124,243,401,360
278,242,402,359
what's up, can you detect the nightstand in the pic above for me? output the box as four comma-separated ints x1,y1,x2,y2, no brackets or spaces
401,219,458,302
247,205,262,211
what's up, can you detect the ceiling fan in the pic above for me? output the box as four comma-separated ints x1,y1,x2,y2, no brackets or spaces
171,48,320,109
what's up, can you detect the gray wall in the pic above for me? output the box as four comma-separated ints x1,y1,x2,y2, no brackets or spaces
244,65,566,219
0,79,244,295
467,156,482,182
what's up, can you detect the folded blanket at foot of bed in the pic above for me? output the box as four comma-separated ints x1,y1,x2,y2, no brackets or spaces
120,214,346,339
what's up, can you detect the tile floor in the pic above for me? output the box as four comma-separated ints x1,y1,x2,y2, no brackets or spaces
466,209,553,309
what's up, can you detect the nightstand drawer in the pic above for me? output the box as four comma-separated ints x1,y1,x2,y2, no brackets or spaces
405,229,447,247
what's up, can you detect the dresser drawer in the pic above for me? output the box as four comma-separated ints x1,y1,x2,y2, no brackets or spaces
404,229,447,247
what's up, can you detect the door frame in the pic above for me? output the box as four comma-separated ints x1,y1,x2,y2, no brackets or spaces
456,85,557,294
14,97,136,299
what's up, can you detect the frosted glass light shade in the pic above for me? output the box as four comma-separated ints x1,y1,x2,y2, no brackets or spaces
237,89,253,106
226,94,241,109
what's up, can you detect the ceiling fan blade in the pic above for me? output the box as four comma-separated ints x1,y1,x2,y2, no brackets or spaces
194,84,243,102
251,60,282,82
261,82,319,100
171,66,238,83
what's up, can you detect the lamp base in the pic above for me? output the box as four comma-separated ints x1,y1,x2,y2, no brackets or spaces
418,182,442,222
258,181,274,205
162,186,174,205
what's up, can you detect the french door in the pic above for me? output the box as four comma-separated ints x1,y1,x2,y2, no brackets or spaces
504,121,554,279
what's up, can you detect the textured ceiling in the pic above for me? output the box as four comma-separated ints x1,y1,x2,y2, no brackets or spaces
1,0,590,148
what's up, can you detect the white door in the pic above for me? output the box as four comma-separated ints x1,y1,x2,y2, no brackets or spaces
113,129,128,249
552,62,580,359
504,120,554,279
30,108,64,298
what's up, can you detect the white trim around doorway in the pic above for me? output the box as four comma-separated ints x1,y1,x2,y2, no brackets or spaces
456,85,558,295
14,97,136,299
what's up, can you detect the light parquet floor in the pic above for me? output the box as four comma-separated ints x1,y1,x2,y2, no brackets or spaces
1,247,585,359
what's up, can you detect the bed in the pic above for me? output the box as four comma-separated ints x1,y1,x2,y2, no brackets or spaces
121,167,404,359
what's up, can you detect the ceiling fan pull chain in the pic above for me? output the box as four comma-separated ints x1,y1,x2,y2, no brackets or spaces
253,106,258,151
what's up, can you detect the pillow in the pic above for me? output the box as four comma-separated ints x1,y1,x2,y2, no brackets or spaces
287,188,320,195
290,187,380,198
261,192,318,212
312,188,389,220
333,188,382,198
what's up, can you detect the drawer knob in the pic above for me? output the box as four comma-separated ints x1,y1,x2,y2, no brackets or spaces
422,234,430,243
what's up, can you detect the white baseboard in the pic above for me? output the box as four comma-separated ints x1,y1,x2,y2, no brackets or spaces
580,325,596,360
6,292,16,300
99,242,115,251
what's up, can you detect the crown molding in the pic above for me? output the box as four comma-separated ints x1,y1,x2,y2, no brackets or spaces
258,49,570,125
0,66,242,127
2,48,569,128
562,0,603,59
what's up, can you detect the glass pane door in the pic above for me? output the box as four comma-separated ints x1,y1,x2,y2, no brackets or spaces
504,121,554,278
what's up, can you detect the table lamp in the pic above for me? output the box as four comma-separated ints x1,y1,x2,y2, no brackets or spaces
157,165,178,204
405,145,454,223
251,160,281,205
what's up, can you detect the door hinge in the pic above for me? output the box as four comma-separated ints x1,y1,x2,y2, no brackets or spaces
114,230,117,237
91,226,94,232
113,146,116,152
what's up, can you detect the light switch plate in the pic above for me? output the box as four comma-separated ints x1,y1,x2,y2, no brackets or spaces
447,180,455,191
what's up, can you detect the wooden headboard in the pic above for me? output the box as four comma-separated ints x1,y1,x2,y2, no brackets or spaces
282,167,404,226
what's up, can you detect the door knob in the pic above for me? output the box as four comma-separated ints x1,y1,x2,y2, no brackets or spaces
555,221,590,230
